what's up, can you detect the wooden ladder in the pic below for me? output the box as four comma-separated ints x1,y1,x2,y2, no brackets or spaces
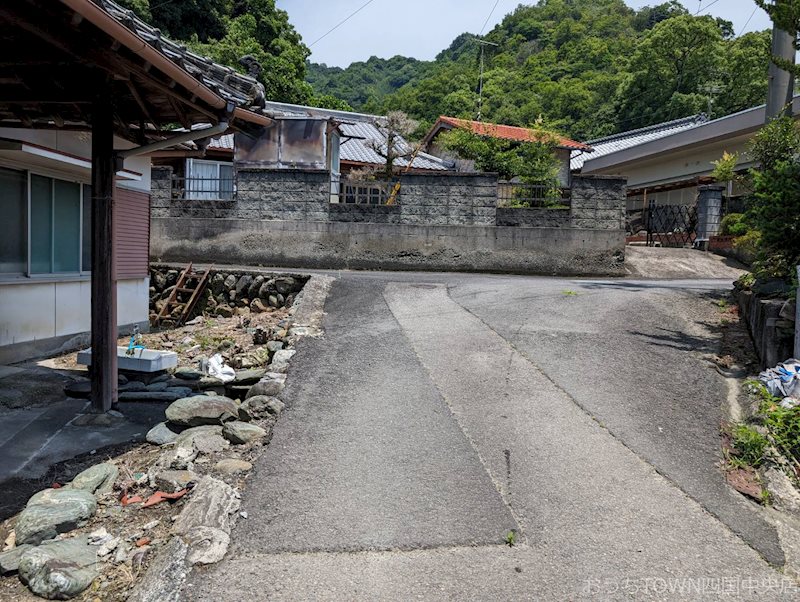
154,263,213,327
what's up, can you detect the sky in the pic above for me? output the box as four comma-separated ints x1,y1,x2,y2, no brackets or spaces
275,0,772,68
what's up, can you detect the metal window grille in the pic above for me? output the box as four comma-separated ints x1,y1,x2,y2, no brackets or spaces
335,180,397,205
497,182,569,207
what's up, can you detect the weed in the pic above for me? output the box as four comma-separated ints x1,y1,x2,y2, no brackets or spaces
505,530,517,547
730,424,769,468
716,298,729,310
562,290,578,297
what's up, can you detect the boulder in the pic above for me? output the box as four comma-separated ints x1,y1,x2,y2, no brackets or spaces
69,462,118,496
239,396,284,421
171,476,239,566
155,470,198,494
152,271,167,291
147,382,169,392
64,381,91,399
274,277,296,295
119,391,186,402
174,425,224,449
232,369,266,386
0,544,33,576
146,422,181,446
223,274,237,290
210,273,225,295
165,395,238,427
216,304,234,318
16,489,97,545
250,298,268,314
258,280,274,299
213,459,253,476
269,349,296,373
267,294,279,308
235,275,253,297
18,536,98,600
247,275,265,300
222,421,267,445
266,341,284,353
174,367,204,381
127,537,188,602
245,378,284,399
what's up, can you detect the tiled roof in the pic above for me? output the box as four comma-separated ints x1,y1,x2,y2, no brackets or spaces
433,117,591,151
570,115,709,171
98,0,267,114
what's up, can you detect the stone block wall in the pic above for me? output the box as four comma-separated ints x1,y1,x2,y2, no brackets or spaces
569,175,626,230
396,173,498,226
496,207,571,228
236,168,330,222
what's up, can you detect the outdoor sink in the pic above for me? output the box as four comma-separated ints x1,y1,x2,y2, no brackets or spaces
77,347,178,373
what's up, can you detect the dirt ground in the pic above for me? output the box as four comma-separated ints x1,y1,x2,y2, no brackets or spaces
626,246,748,280
49,306,292,375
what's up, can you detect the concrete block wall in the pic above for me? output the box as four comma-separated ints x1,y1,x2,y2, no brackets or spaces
496,207,571,228
570,175,626,230
237,168,330,222
396,173,497,226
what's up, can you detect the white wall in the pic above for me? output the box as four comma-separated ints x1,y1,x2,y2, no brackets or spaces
0,278,149,348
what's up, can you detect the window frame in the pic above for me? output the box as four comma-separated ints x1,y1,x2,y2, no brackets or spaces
0,161,91,282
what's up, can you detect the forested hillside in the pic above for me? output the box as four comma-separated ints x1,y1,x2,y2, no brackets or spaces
309,0,771,140
116,0,771,142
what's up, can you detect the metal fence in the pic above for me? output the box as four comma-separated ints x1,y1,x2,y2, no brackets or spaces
497,182,569,208
171,175,235,201
644,201,698,247
332,179,399,205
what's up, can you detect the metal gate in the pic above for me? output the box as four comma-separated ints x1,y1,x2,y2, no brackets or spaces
644,201,698,247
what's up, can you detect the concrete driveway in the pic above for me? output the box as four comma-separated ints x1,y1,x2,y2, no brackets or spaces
184,271,794,600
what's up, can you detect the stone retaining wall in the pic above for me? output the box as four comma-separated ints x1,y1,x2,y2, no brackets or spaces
736,289,796,369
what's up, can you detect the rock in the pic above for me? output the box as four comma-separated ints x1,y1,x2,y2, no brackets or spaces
197,376,225,390
69,462,118,496
127,537,188,602
764,467,800,516
213,459,253,475
165,386,193,397
210,273,225,295
147,382,169,392
182,526,230,565
174,367,204,381
250,298,268,313
216,304,234,318
269,349,296,373
267,294,280,308
274,277,296,295
266,341,284,353
118,373,129,384
152,271,167,291
165,395,239,427
16,489,97,545
174,425,224,448
171,477,239,566
222,421,267,445
114,542,131,565
225,385,252,401
119,391,185,402
158,445,197,471
71,412,123,427
247,275,265,300
232,369,266,386
155,470,199,494
64,380,91,399
120,381,147,392
258,280,273,299
223,274,237,290
193,433,229,455
245,378,284,399
147,422,181,446
235,275,253,297
0,544,33,575
18,536,98,600
97,536,120,557
239,396,284,421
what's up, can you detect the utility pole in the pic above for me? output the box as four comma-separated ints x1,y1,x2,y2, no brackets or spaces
766,24,796,121
470,37,498,122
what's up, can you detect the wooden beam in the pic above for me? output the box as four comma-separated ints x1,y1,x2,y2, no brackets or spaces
167,95,192,130
125,80,156,128
90,84,118,413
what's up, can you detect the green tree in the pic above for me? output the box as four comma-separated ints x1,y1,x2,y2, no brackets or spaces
615,15,724,129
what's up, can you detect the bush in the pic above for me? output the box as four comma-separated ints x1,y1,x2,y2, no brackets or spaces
720,213,749,236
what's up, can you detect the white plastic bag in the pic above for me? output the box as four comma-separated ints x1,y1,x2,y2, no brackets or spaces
207,353,235,383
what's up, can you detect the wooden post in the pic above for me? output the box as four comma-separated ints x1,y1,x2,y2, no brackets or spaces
90,87,118,413
795,265,800,360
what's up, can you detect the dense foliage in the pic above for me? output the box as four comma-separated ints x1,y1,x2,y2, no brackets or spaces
117,0,315,104
308,0,771,140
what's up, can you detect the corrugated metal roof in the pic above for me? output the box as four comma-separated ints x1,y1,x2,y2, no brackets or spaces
338,121,451,171
433,116,591,151
570,115,709,171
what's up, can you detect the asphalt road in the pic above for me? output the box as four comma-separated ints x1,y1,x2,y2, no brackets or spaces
184,271,791,601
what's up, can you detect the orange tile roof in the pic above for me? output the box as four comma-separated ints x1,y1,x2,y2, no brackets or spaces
436,116,591,151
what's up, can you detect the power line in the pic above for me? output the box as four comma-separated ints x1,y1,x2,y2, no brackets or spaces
309,0,378,48
479,0,501,36
738,6,759,35
694,0,721,15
